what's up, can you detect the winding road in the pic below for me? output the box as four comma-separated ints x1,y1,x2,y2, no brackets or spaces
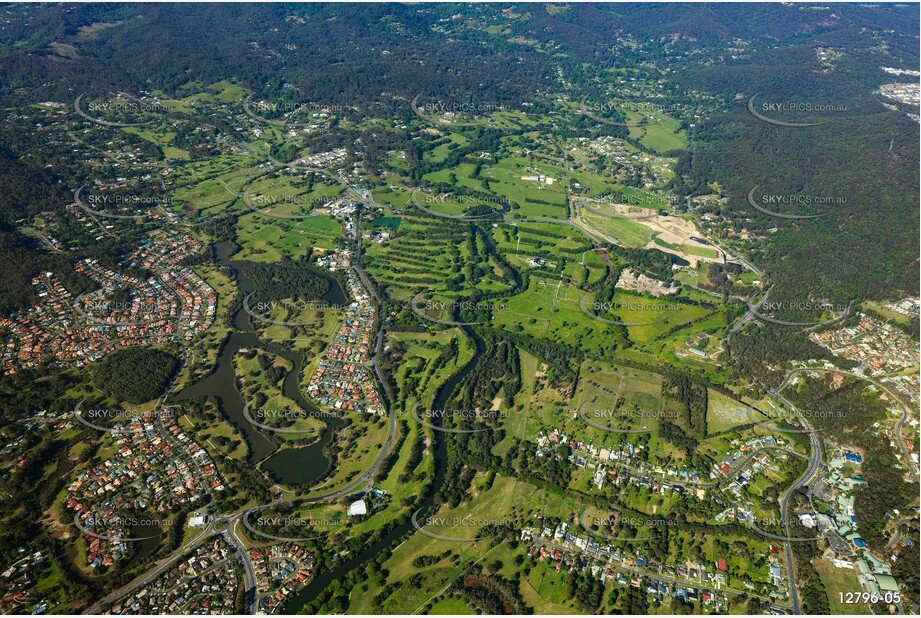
87,187,399,615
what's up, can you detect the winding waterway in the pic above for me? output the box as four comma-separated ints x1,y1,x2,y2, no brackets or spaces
176,241,347,486
283,326,486,612
177,238,491,610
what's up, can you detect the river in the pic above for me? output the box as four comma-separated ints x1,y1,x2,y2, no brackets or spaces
176,240,347,486
283,326,486,613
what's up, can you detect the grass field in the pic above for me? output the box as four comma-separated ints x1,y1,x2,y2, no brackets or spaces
234,212,342,262
569,361,663,441
245,172,343,217
121,126,185,159
813,559,873,614
490,278,628,356
683,244,720,259
349,474,580,615
862,300,916,327
171,161,264,217
485,157,568,218
583,289,714,345
707,390,757,434
422,156,569,219
491,349,539,456
583,213,654,247
428,596,475,614
256,305,344,375
522,562,584,614
389,329,475,413
206,79,247,102
371,186,414,210
234,349,324,437
249,412,427,546
293,414,391,498
624,109,688,153
424,134,469,163
491,220,604,287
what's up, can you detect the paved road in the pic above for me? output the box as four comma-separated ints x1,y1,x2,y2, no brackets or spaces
600,444,809,491
22,227,62,252
721,289,769,356
225,515,257,613
90,193,399,614
778,366,918,483
758,364,918,614
768,371,825,615
73,110,854,615
533,537,788,611
685,196,762,277
84,527,214,614
884,517,916,551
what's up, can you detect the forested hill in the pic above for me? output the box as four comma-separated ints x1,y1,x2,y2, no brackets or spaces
675,59,919,304
0,4,556,110
2,4,916,104
0,3,917,303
